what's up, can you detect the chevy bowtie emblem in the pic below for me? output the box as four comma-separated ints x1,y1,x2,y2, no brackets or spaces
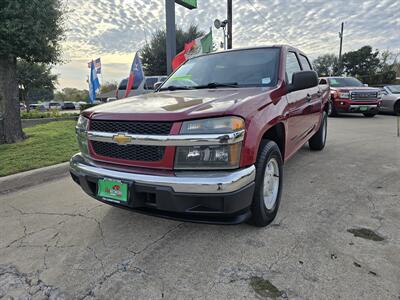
112,133,132,145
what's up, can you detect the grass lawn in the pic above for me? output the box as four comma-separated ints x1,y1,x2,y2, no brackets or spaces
0,120,79,177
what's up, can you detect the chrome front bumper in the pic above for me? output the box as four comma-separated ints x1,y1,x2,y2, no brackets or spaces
69,153,256,194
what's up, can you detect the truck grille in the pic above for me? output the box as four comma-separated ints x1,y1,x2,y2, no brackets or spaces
89,120,172,163
91,141,165,162
90,120,172,135
351,91,378,102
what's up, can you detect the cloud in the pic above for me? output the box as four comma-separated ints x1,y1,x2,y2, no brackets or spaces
57,0,400,89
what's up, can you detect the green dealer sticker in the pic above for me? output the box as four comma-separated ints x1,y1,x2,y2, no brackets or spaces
97,178,128,202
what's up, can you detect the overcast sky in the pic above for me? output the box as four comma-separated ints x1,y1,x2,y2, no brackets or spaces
55,0,400,90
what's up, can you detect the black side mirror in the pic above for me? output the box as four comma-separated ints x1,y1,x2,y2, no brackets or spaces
288,71,318,92
154,81,163,91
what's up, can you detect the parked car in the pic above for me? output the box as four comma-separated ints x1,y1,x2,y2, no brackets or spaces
115,75,167,99
70,46,329,227
319,77,381,117
19,103,26,111
48,102,62,110
379,85,400,115
29,104,46,112
73,102,87,110
62,101,76,110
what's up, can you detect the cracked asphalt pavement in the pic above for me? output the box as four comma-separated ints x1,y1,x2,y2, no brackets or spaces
1,115,399,299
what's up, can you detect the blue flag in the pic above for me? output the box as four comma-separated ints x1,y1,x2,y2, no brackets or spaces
124,52,144,98
89,60,100,103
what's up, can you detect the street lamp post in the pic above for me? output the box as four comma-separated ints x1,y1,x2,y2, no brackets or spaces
214,19,228,50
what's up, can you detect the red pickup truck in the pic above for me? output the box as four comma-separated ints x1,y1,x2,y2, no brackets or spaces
70,46,329,227
319,77,381,117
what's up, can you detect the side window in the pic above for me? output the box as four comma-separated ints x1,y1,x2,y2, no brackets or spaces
144,78,158,90
299,54,312,71
286,52,302,84
319,79,327,85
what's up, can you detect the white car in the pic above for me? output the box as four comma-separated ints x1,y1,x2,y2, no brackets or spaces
73,102,87,110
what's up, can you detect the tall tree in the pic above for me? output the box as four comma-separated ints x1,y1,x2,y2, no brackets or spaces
141,25,204,75
17,61,58,110
313,54,340,77
100,81,118,94
342,46,380,83
0,0,64,144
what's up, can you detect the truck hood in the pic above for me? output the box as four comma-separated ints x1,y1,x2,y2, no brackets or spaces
86,87,273,121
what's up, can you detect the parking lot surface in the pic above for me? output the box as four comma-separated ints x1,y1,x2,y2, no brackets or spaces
0,115,399,300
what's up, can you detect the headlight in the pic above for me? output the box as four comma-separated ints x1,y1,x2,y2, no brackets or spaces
338,92,350,99
76,115,89,132
76,115,89,157
175,117,244,170
180,116,244,134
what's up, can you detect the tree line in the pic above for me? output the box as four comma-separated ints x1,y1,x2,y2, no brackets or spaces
313,46,400,85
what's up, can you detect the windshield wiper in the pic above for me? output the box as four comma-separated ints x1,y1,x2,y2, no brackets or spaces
159,85,194,91
194,82,239,89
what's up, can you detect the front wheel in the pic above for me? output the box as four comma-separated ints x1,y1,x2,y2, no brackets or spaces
394,101,400,116
249,140,283,227
327,99,338,117
309,111,328,151
363,112,377,118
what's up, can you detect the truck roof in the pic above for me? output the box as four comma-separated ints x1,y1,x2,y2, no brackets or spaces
197,45,308,58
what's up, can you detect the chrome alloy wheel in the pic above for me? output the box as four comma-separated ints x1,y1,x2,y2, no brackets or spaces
263,158,280,210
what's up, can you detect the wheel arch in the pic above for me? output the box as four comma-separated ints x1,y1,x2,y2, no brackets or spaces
259,122,286,161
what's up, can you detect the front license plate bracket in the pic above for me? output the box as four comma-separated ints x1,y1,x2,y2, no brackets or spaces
97,178,129,203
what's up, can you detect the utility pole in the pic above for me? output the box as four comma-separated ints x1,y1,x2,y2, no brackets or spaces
227,0,232,49
166,0,176,75
338,22,344,74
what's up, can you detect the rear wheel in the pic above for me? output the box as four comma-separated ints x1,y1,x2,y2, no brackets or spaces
309,111,327,151
249,140,283,227
363,112,377,118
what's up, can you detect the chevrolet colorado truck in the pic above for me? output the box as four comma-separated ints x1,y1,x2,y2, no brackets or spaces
70,46,329,227
319,76,381,117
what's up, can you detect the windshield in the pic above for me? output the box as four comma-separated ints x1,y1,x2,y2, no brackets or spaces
387,85,400,94
161,48,280,90
328,77,364,87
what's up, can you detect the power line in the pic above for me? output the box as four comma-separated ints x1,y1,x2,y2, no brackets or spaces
245,0,291,45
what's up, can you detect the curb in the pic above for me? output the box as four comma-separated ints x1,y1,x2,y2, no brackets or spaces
0,162,70,195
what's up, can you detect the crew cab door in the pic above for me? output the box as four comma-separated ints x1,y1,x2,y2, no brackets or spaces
285,51,320,152
298,53,322,130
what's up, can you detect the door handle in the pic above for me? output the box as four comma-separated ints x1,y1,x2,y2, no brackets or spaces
306,94,312,102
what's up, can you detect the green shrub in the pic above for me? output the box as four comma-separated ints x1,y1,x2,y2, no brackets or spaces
21,109,79,119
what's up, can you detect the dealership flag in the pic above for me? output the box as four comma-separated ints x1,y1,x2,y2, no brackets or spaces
124,52,144,98
89,61,100,103
172,30,213,71
88,58,102,74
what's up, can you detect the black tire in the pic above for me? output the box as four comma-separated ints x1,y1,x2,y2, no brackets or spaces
309,111,328,151
363,112,377,118
249,140,283,227
394,101,400,116
327,98,338,117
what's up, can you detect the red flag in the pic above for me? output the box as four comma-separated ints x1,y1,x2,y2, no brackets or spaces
171,31,213,71
172,40,196,71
